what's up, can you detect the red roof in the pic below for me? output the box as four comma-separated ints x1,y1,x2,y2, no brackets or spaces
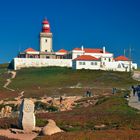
85,48,103,53
73,48,109,53
115,56,129,61
42,18,49,24
24,48,37,52
57,49,68,53
74,55,99,61
73,48,82,51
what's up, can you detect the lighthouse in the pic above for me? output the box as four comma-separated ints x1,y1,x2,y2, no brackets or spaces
40,18,53,52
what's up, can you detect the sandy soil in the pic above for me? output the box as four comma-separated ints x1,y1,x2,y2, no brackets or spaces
0,129,38,140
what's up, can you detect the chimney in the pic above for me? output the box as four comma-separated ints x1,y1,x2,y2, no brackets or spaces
81,45,84,51
103,46,105,54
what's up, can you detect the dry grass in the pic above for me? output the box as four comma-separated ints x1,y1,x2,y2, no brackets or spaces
0,117,18,129
35,130,140,140
37,95,140,130
0,136,18,140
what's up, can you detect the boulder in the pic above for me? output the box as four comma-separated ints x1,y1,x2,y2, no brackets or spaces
42,119,63,135
0,106,12,117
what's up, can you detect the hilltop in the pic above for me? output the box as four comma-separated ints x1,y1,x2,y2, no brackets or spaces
0,66,139,98
6,67,139,98
0,65,140,100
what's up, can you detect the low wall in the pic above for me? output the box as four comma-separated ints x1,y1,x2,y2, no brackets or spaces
13,58,72,70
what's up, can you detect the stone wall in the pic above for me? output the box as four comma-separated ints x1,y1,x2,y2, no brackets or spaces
12,58,72,70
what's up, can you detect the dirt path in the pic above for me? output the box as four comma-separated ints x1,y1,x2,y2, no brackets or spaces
3,71,16,91
128,92,140,110
0,129,38,140
132,71,140,81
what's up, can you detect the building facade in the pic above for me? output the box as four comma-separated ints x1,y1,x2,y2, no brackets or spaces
12,18,137,71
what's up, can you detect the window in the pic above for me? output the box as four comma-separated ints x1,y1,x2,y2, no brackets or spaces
46,56,50,59
79,62,86,65
118,64,122,68
91,62,97,65
29,55,34,58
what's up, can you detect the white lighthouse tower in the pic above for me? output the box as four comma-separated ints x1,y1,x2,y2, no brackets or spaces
40,18,52,52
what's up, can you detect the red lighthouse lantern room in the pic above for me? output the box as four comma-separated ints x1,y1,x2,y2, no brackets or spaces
42,18,50,33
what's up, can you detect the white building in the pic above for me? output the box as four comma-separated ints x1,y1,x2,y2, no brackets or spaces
72,46,113,61
11,18,137,72
72,55,101,70
72,53,137,72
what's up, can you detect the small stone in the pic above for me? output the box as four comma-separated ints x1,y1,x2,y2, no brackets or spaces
94,124,106,130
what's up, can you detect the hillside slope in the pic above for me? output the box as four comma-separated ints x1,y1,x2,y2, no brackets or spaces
8,67,139,97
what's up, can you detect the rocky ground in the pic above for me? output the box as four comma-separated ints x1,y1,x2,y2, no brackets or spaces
129,92,140,110
0,91,102,140
0,129,37,140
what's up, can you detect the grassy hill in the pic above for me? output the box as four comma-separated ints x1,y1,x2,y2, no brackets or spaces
1,66,140,139
7,67,139,98
0,65,140,98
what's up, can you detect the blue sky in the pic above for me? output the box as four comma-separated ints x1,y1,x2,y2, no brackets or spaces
0,0,140,65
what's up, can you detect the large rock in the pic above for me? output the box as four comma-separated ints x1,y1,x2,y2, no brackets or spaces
18,99,35,132
42,119,63,135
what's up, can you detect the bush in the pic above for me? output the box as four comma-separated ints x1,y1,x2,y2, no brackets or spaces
36,118,48,127
47,106,58,112
95,97,109,105
35,101,58,112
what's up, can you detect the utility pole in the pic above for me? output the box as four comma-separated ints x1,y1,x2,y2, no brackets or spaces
129,46,132,76
124,49,126,56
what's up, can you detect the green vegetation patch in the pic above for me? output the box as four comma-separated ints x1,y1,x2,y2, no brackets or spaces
106,96,137,116
36,118,48,127
8,67,140,97
35,101,58,112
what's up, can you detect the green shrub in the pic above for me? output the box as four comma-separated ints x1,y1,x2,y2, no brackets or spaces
35,101,48,110
35,101,58,112
95,97,109,105
47,105,58,112
36,118,48,127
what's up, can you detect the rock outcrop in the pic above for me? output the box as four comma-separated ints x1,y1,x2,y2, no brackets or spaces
18,99,36,132
0,106,12,117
